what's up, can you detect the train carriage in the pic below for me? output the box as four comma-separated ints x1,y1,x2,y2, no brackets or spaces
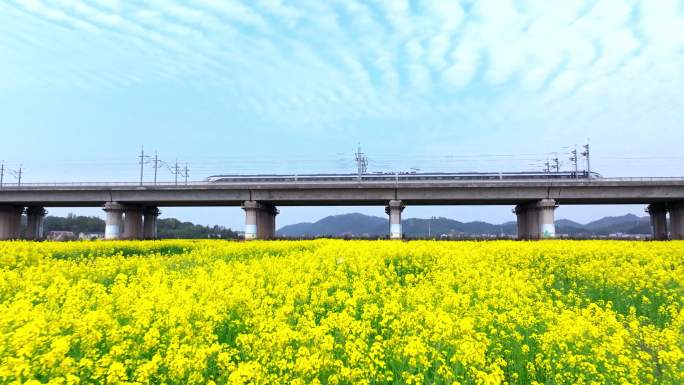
206,171,601,183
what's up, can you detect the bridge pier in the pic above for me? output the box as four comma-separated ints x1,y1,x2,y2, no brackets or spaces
242,201,278,240
385,200,404,239
143,206,160,240
537,199,558,238
513,204,529,239
669,202,684,240
122,205,144,240
25,206,47,240
103,202,124,240
514,199,557,239
646,204,668,240
0,205,23,240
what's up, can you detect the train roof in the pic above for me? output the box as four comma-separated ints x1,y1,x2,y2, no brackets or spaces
207,171,598,178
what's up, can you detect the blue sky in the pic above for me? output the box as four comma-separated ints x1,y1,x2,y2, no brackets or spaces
1,0,684,228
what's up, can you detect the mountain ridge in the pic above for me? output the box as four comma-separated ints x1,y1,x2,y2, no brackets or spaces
277,213,652,238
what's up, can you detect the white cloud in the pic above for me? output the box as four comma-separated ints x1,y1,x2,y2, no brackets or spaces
1,0,683,134
444,40,480,88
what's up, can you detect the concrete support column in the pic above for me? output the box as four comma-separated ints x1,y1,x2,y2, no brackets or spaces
122,205,144,240
243,201,259,240
103,202,124,240
515,199,558,239
143,206,160,240
668,202,684,240
513,204,529,240
242,201,279,240
264,205,280,239
536,199,558,239
385,200,404,240
0,205,23,240
646,204,668,240
25,206,47,240
523,204,540,239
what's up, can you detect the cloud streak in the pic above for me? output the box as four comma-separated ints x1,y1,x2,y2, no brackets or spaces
0,0,683,137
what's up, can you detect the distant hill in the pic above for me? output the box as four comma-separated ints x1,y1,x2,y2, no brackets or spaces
584,214,648,230
277,213,653,238
278,213,387,237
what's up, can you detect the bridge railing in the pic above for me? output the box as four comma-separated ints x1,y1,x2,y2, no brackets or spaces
1,177,684,189
0,181,210,188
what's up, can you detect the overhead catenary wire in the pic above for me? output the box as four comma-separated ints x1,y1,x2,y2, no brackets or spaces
0,161,23,187
4,142,684,183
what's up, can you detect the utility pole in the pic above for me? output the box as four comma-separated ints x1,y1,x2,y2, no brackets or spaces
138,146,150,186
569,145,579,178
184,163,189,185
354,144,368,180
174,160,179,185
581,141,591,179
8,166,22,186
543,160,551,173
0,161,4,188
153,151,160,185
552,154,560,173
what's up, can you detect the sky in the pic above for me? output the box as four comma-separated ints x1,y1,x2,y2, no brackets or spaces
1,0,684,229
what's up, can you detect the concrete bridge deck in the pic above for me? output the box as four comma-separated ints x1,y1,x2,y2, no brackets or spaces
2,178,684,206
1,178,683,240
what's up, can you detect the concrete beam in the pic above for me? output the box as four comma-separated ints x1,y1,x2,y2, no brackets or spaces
2,180,684,206
385,200,404,239
0,205,23,240
242,201,278,240
143,206,160,240
25,206,47,240
669,202,684,240
646,204,668,240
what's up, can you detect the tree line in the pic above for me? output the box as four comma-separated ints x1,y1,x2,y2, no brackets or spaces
40,214,239,239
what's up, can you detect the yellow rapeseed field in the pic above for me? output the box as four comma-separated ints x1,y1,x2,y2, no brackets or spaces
0,240,683,385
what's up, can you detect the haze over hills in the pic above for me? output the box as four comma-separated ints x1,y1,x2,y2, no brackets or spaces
37,212,652,239
277,213,652,238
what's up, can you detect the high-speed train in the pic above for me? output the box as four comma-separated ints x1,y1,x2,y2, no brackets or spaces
206,171,601,183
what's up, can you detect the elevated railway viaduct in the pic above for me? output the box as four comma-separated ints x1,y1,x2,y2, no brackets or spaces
1,178,683,240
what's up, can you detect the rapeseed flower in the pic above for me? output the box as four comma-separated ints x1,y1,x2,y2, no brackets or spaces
0,239,682,384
